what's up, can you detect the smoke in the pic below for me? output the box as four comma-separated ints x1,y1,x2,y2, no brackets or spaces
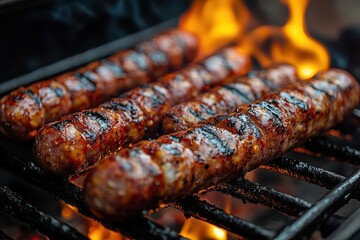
0,0,191,82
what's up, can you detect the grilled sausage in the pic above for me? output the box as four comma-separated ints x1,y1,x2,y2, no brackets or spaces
83,69,360,220
162,63,298,133
0,29,198,140
34,47,251,176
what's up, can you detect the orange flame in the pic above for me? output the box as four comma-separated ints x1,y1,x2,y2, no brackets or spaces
180,0,330,79
60,203,125,240
180,194,231,240
179,0,251,57
180,218,227,240
241,0,329,79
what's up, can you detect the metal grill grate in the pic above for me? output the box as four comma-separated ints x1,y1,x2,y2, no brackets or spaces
0,127,360,240
0,18,359,240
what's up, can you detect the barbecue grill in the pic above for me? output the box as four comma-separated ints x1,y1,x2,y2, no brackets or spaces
1,1,360,239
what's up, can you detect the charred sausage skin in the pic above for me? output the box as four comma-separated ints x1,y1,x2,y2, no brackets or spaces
162,63,298,133
84,69,360,220
0,29,198,140
34,47,251,176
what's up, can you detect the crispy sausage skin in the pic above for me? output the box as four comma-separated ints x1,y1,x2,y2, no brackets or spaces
84,69,360,220
0,29,198,140
162,63,298,133
34,47,251,176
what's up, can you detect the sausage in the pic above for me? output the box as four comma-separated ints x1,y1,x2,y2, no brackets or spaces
0,29,199,140
34,47,251,176
83,69,360,220
162,63,298,133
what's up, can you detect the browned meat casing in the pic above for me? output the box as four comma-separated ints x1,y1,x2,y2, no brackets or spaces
84,69,360,220
34,47,251,176
162,63,298,133
0,29,198,140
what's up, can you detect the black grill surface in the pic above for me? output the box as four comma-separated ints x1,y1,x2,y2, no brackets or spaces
0,19,360,240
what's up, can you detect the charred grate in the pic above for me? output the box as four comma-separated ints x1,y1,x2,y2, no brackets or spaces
0,17,360,240
0,129,360,239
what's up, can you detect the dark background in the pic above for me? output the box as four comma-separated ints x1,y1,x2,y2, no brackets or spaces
0,0,191,82
0,0,359,83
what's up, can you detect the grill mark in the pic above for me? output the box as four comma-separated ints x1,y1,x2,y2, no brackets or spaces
102,100,138,115
226,116,237,127
51,119,72,131
172,34,186,63
162,144,181,156
197,124,234,156
222,85,251,103
308,83,337,101
189,108,206,121
149,51,168,66
257,76,276,90
102,60,126,78
258,101,285,131
199,55,225,74
219,52,233,72
167,113,180,123
236,113,263,138
13,95,21,102
169,135,181,142
83,129,97,142
247,70,258,78
150,86,166,107
280,92,308,111
199,103,216,115
49,86,64,98
213,115,229,124
74,72,96,91
128,52,148,71
84,111,111,131
24,89,42,107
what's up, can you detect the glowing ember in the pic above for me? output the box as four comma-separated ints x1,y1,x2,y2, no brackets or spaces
60,203,125,240
179,0,251,57
180,218,227,240
180,194,231,240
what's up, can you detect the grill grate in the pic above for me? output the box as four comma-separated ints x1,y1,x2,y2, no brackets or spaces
0,129,359,240
0,228,12,240
0,186,88,240
0,18,360,240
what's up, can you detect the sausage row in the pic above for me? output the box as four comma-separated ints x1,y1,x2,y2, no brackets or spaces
83,69,360,220
0,29,198,140
34,47,251,176
162,63,298,133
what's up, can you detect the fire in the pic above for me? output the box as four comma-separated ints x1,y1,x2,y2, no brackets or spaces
181,0,329,79
60,202,125,240
180,193,231,240
241,0,329,79
180,218,227,240
179,0,251,57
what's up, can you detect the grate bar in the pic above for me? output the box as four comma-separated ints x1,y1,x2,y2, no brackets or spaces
216,178,310,217
304,136,360,165
0,229,13,240
326,208,360,240
0,147,184,240
173,196,275,240
263,157,360,200
0,186,88,240
274,168,360,240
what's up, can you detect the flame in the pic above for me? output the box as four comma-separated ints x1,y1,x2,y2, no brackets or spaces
180,0,330,79
180,0,251,57
180,218,227,240
180,194,231,240
60,203,125,240
240,0,329,79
